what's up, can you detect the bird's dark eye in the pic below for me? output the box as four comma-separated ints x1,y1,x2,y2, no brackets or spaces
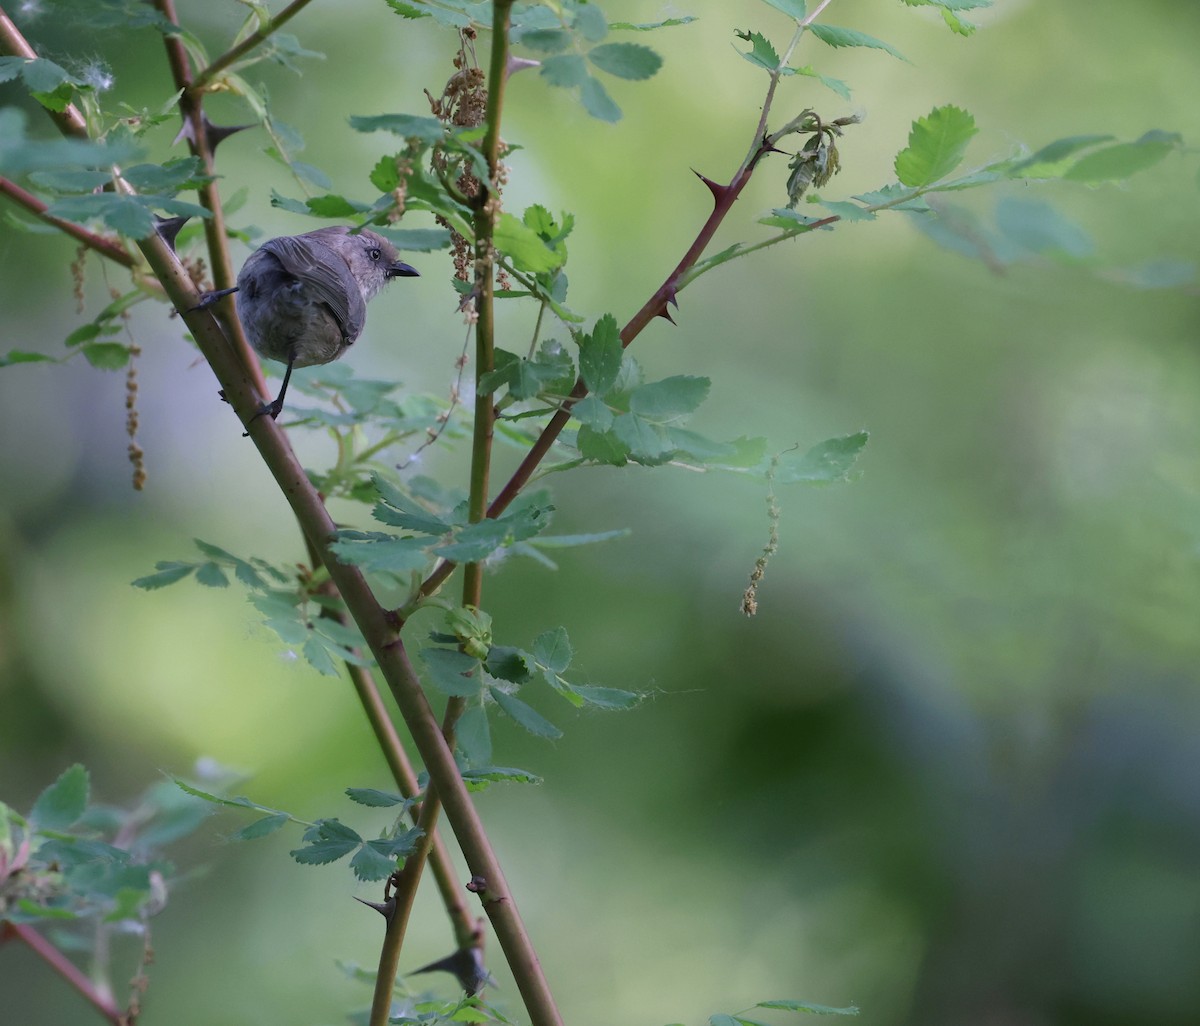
369,247,382,261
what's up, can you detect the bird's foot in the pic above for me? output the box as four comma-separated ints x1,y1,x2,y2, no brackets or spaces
189,286,238,313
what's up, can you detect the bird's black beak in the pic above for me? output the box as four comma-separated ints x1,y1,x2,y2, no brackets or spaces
388,261,420,278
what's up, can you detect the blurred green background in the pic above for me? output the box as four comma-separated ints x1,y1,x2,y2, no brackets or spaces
3,1,1200,1024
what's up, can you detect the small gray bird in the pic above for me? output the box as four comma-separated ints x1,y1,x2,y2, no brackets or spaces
226,225,418,422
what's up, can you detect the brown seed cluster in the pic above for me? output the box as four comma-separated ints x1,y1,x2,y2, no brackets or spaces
126,342,145,490
71,244,87,313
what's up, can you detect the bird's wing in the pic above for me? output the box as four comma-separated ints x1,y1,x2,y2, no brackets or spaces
260,234,367,340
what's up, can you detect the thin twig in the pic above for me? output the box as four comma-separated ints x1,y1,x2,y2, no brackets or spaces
190,0,317,93
1,923,123,1025
0,175,139,269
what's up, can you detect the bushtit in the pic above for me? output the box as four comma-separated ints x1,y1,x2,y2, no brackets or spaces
219,226,418,422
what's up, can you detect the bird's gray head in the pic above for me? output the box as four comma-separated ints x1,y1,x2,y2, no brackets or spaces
310,226,419,301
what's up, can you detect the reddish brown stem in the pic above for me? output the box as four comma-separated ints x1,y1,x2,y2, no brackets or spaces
1,922,123,1025
414,137,781,602
0,176,138,269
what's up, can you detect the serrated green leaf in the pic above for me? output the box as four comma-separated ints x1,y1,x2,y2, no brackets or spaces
1063,131,1181,183
795,65,851,100
302,636,342,677
351,839,403,881
348,113,446,142
290,820,360,864
995,197,1092,258
0,349,56,366
329,535,430,572
628,375,711,421
579,313,623,395
485,645,533,683
231,813,289,840
736,30,783,72
529,528,631,548
532,626,572,674
131,562,196,590
775,431,869,484
756,999,860,1015
307,194,368,217
587,42,662,81
194,562,230,588
434,504,552,562
577,424,630,464
808,24,907,61
540,53,589,88
455,703,493,767
580,74,622,122
570,685,644,710
761,0,808,19
611,17,698,31
422,647,483,697
815,199,875,222
30,764,89,830
489,687,563,739
570,394,615,430
575,2,608,41
894,105,977,187
495,212,564,273
1007,134,1114,178
461,766,542,786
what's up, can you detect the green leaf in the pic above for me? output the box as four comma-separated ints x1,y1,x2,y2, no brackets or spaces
456,704,493,766
761,0,808,18
231,813,289,841
613,413,671,458
1007,134,1114,178
612,17,698,30
0,349,56,366
461,766,542,786
494,212,564,273
131,562,196,590
736,30,784,73
994,198,1092,259
570,394,614,430
532,626,572,674
576,2,608,41
348,113,446,142
329,534,430,572
628,375,711,422
755,999,860,1015
422,647,483,697
486,646,533,684
489,687,563,739
577,424,630,465
306,194,367,217
570,685,645,710
434,504,552,562
530,528,632,548
894,105,977,187
351,837,411,881
580,74,622,122
519,28,572,53
775,431,869,485
813,199,875,222
386,0,431,17
795,65,851,100
30,764,89,830
291,819,361,866
541,54,589,88
808,24,907,61
194,561,230,588
579,313,624,395
1063,130,1181,183
587,43,662,81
